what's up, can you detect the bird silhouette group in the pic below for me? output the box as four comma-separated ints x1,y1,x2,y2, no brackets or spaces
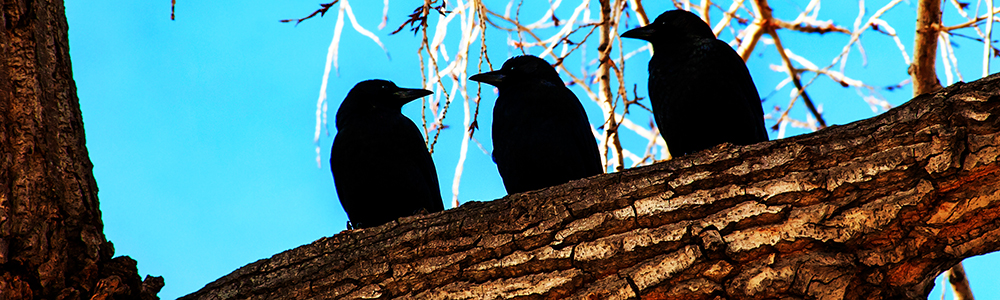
329,10,769,229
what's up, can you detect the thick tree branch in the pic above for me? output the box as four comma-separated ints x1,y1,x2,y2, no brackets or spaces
184,74,1000,299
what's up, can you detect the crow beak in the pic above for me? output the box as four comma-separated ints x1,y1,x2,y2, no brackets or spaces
469,70,506,86
393,88,433,104
621,25,655,41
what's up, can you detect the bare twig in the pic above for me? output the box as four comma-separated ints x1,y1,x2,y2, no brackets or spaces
871,19,912,65
753,0,827,128
712,0,745,36
629,0,650,26
281,1,340,24
296,0,998,220
770,18,851,34
941,5,1000,31
736,1,766,60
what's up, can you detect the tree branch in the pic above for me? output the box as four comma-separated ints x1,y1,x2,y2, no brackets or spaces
597,0,625,172
182,73,1000,299
912,0,943,95
948,262,975,300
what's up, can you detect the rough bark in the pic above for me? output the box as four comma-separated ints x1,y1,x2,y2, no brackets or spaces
0,0,162,299
182,73,1000,299
913,0,977,297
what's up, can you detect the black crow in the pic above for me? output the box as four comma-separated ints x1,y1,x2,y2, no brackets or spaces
470,55,603,194
330,80,443,229
622,9,768,157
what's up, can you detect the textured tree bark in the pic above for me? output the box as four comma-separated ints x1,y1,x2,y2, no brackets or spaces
182,73,1000,299
912,0,977,297
0,0,161,299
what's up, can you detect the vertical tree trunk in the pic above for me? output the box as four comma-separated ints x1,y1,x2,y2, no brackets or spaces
911,0,942,95
0,0,159,299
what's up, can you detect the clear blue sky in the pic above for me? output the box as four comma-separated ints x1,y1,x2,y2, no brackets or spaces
64,1,997,299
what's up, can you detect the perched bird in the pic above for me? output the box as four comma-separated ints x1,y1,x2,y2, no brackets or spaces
622,9,768,157
470,55,603,194
330,80,444,229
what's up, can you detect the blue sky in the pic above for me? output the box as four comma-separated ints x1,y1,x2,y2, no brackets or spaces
64,1,997,299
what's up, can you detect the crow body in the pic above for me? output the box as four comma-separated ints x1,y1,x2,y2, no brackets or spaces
622,10,768,157
330,80,443,229
470,55,603,194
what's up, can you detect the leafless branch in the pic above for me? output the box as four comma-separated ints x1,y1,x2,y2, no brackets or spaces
280,1,340,24
295,0,1000,231
912,0,943,96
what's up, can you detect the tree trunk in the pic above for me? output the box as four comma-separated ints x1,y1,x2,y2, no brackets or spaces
182,73,1000,299
0,0,161,299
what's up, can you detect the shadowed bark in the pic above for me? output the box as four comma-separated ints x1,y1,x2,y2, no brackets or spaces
0,0,161,299
182,73,1000,299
